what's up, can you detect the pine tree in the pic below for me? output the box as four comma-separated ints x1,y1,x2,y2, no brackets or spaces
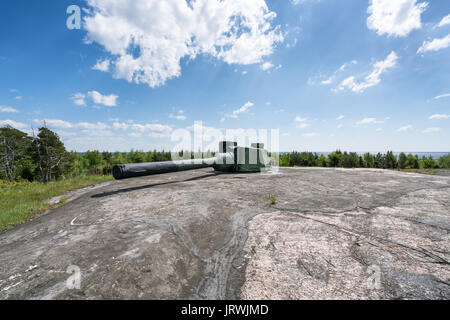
33,127,70,183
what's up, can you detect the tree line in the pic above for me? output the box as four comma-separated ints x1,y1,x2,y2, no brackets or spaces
1,125,449,183
0,126,174,183
279,151,450,170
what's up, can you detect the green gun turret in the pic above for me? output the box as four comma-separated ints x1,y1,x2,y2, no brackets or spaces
113,141,271,180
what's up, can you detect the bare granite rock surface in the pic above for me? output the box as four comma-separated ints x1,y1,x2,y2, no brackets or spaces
0,168,449,300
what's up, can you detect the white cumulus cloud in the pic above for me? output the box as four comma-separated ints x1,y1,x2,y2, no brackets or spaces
113,122,129,130
120,123,174,138
295,116,308,122
417,34,450,54
81,129,114,137
170,110,187,121
33,119,74,129
318,60,358,86
397,125,413,132
429,114,450,120
423,127,441,133
336,51,398,93
356,118,384,125
0,120,28,129
321,76,335,85
76,122,109,130
83,0,283,88
71,93,86,106
259,61,282,72
432,93,450,100
88,91,119,107
131,124,173,138
297,123,309,129
367,0,427,37
33,119,112,131
295,117,310,129
260,61,281,71
92,59,111,72
0,105,19,113
260,61,274,71
232,101,255,118
437,14,450,28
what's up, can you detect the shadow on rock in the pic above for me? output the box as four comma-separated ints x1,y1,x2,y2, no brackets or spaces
91,172,223,199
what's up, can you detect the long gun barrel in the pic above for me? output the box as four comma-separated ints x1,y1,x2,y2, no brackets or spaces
113,142,271,180
113,157,217,180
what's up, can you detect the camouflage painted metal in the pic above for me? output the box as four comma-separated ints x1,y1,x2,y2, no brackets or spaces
113,141,271,180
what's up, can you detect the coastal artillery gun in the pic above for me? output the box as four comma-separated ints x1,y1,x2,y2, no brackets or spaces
113,142,271,180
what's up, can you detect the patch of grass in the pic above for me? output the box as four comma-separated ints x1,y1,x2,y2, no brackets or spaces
0,175,113,232
269,195,277,205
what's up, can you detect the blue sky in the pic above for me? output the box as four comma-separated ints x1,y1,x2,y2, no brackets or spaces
0,0,449,152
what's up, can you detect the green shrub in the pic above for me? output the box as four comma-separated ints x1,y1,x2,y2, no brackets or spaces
439,154,450,169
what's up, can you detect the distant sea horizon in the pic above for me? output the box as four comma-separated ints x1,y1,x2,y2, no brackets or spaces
279,152,450,159
77,151,450,159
